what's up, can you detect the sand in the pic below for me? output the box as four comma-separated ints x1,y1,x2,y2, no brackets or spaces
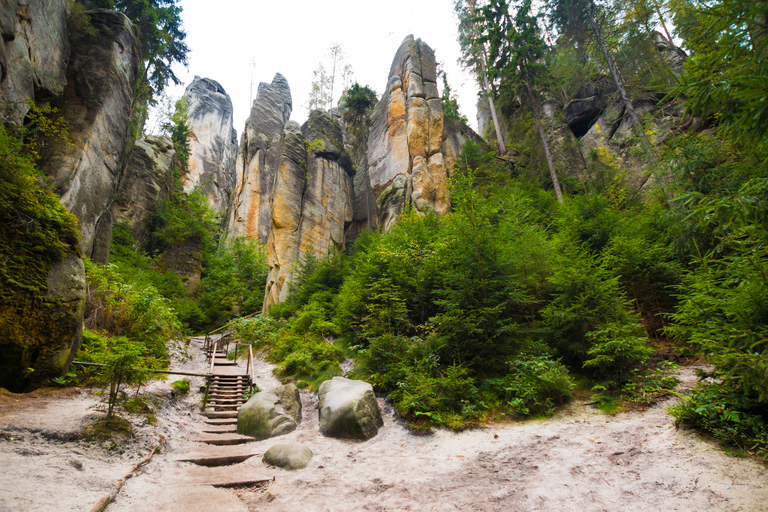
1,337,766,512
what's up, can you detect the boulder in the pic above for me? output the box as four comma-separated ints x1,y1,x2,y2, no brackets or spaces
318,377,383,440
262,442,313,471
237,384,302,440
182,76,238,214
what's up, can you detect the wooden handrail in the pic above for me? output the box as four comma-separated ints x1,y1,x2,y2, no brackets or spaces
71,361,210,378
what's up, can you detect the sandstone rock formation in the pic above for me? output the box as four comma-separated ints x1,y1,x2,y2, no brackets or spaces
317,377,383,440
113,136,176,250
40,9,141,261
262,110,355,310
237,384,302,440
365,35,449,231
0,254,86,392
227,74,293,243
0,0,69,126
182,76,237,213
262,442,313,471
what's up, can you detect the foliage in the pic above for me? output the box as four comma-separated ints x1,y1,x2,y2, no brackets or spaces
77,330,159,418
84,259,178,362
622,361,681,405
164,97,189,167
438,69,467,124
669,380,768,457
171,378,190,395
583,322,654,387
669,0,768,156
341,83,378,129
194,237,269,329
148,188,217,255
505,355,575,416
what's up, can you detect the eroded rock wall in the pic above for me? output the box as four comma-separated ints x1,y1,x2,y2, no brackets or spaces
40,9,141,261
182,76,238,213
227,74,292,243
262,111,354,311
365,35,448,231
0,0,69,126
113,136,176,250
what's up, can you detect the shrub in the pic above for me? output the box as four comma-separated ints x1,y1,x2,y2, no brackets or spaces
583,322,654,388
669,381,768,457
172,379,190,395
504,355,575,416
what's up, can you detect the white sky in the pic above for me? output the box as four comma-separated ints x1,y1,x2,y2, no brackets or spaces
155,0,479,137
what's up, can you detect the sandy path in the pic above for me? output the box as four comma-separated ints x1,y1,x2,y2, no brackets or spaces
1,338,766,512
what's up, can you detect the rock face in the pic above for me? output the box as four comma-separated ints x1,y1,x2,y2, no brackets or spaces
262,111,355,310
563,76,617,138
113,136,175,250
365,35,448,231
317,377,383,440
237,384,302,440
225,38,479,311
158,238,203,294
262,442,313,471
227,74,293,243
0,254,86,392
0,0,69,126
182,76,238,213
40,9,141,261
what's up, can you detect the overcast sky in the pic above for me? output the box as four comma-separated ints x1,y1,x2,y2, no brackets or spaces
154,0,479,137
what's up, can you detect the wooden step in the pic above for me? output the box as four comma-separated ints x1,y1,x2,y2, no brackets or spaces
177,453,256,467
204,411,238,419
193,434,255,446
210,404,241,411
204,418,237,426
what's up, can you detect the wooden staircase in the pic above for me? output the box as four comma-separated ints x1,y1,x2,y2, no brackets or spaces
192,334,257,450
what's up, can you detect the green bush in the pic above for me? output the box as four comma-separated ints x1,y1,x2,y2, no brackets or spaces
583,322,654,388
269,333,343,390
171,379,190,395
77,330,159,418
504,355,575,416
84,259,178,362
669,381,768,457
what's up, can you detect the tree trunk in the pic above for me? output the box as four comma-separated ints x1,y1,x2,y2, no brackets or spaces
651,0,675,45
587,1,641,129
467,0,507,156
525,81,563,203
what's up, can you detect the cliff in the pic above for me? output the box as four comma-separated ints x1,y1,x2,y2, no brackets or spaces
182,76,238,214
39,9,141,262
227,73,293,243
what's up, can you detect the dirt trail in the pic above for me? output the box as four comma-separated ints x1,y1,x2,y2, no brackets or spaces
1,338,766,512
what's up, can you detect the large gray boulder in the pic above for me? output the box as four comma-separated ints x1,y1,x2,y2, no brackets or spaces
237,384,302,440
262,442,313,471
318,377,383,440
